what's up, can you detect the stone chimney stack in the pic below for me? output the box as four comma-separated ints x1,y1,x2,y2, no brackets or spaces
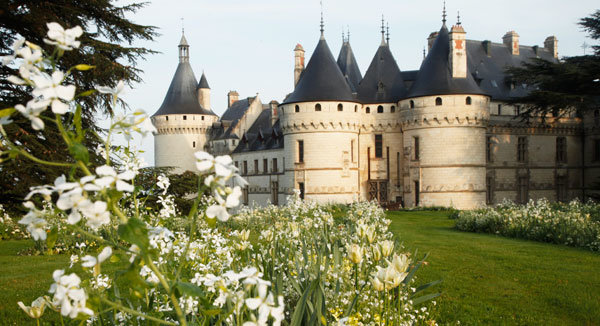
502,31,520,55
270,100,279,126
227,90,239,109
427,31,439,51
544,36,558,58
294,44,305,87
449,24,467,78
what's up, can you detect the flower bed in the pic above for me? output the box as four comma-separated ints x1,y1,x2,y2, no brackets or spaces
454,199,600,252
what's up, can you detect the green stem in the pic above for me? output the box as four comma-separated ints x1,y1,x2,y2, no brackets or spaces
145,255,187,326
16,148,74,167
100,298,177,325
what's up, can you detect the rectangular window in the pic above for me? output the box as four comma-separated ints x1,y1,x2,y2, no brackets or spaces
242,186,249,205
351,140,355,162
254,160,259,174
234,161,239,169
556,137,567,163
263,159,268,174
243,161,248,175
413,136,420,160
595,140,600,162
497,104,502,115
271,181,279,205
556,176,568,202
298,182,305,200
272,158,278,173
518,176,529,204
414,181,420,206
486,136,493,162
515,105,521,116
298,140,304,163
517,137,527,162
486,176,494,205
375,134,383,158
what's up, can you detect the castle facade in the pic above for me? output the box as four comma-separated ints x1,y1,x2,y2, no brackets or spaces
151,15,600,209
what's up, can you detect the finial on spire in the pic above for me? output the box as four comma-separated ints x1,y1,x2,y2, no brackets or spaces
181,17,184,34
442,1,447,25
342,28,345,42
320,0,324,37
423,46,426,60
347,25,350,41
386,23,390,44
380,15,386,45
457,11,461,25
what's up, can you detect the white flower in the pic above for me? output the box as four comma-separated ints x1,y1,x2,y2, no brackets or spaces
0,38,25,65
18,201,47,240
348,243,363,264
56,189,92,225
379,240,394,257
245,283,284,326
81,247,112,268
157,174,170,193
95,80,125,102
81,201,110,230
48,270,93,318
225,186,242,208
44,22,83,51
15,99,47,130
94,165,135,192
17,297,46,319
195,151,236,177
31,71,75,114
206,205,229,222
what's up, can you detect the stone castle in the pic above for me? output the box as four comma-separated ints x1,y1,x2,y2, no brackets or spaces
151,13,600,209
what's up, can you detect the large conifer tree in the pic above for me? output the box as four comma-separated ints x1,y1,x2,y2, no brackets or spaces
0,1,157,211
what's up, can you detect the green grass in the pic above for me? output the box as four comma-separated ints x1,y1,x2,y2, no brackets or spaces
1,211,599,325
388,210,600,325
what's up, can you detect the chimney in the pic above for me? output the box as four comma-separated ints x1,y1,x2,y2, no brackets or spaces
532,45,539,57
427,31,438,51
269,100,279,126
482,40,492,56
502,31,519,55
294,44,305,87
544,36,558,58
449,24,467,78
227,90,239,109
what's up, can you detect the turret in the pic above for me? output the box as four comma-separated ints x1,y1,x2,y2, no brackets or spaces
197,72,211,111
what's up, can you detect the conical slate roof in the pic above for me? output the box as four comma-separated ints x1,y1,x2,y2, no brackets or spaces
283,37,356,104
337,41,362,93
179,34,189,46
407,25,485,98
153,62,216,116
198,72,210,89
356,42,407,103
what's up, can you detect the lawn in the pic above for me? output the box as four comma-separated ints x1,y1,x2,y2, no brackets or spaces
1,211,599,325
388,210,600,325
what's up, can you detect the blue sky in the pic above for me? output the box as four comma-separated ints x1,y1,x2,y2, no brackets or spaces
106,0,599,166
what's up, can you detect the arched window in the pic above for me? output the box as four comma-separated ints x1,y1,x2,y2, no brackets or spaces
366,107,371,113
295,105,300,113
391,106,396,113
466,97,472,105
435,97,442,106
315,103,321,111
354,105,358,112
377,105,384,113
409,100,415,109
337,103,343,111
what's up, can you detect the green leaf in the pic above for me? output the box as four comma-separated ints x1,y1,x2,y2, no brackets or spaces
73,64,95,71
176,282,204,297
46,226,58,250
411,292,441,305
76,89,97,98
290,284,311,326
0,108,15,118
413,279,442,295
118,217,149,250
68,143,89,164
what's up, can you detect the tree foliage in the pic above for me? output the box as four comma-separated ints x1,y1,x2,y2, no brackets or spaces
507,10,600,117
0,1,157,213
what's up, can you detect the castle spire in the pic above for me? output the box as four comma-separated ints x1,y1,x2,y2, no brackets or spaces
457,11,461,25
320,0,325,39
442,1,447,26
380,15,385,45
178,29,189,63
386,23,390,44
347,26,350,42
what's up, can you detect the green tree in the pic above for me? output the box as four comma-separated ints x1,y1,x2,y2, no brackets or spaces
507,10,600,118
0,1,157,213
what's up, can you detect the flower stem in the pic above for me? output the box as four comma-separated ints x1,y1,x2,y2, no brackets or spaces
100,298,177,325
145,255,187,326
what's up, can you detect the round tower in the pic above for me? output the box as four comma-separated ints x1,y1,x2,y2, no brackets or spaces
400,20,489,209
280,23,361,203
151,34,218,173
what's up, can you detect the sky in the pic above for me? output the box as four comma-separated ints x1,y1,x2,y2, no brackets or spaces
105,0,599,166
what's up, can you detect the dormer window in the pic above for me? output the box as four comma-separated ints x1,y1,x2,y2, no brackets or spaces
315,103,321,112
377,105,384,113
435,97,442,106
337,103,343,111
466,97,472,105
295,105,300,113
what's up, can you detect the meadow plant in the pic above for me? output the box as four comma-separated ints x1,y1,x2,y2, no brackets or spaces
0,22,438,325
455,199,600,251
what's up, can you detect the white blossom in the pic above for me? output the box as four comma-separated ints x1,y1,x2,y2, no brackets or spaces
48,270,93,318
44,22,83,51
81,201,110,230
15,99,47,130
31,70,75,114
94,165,135,192
18,201,47,240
